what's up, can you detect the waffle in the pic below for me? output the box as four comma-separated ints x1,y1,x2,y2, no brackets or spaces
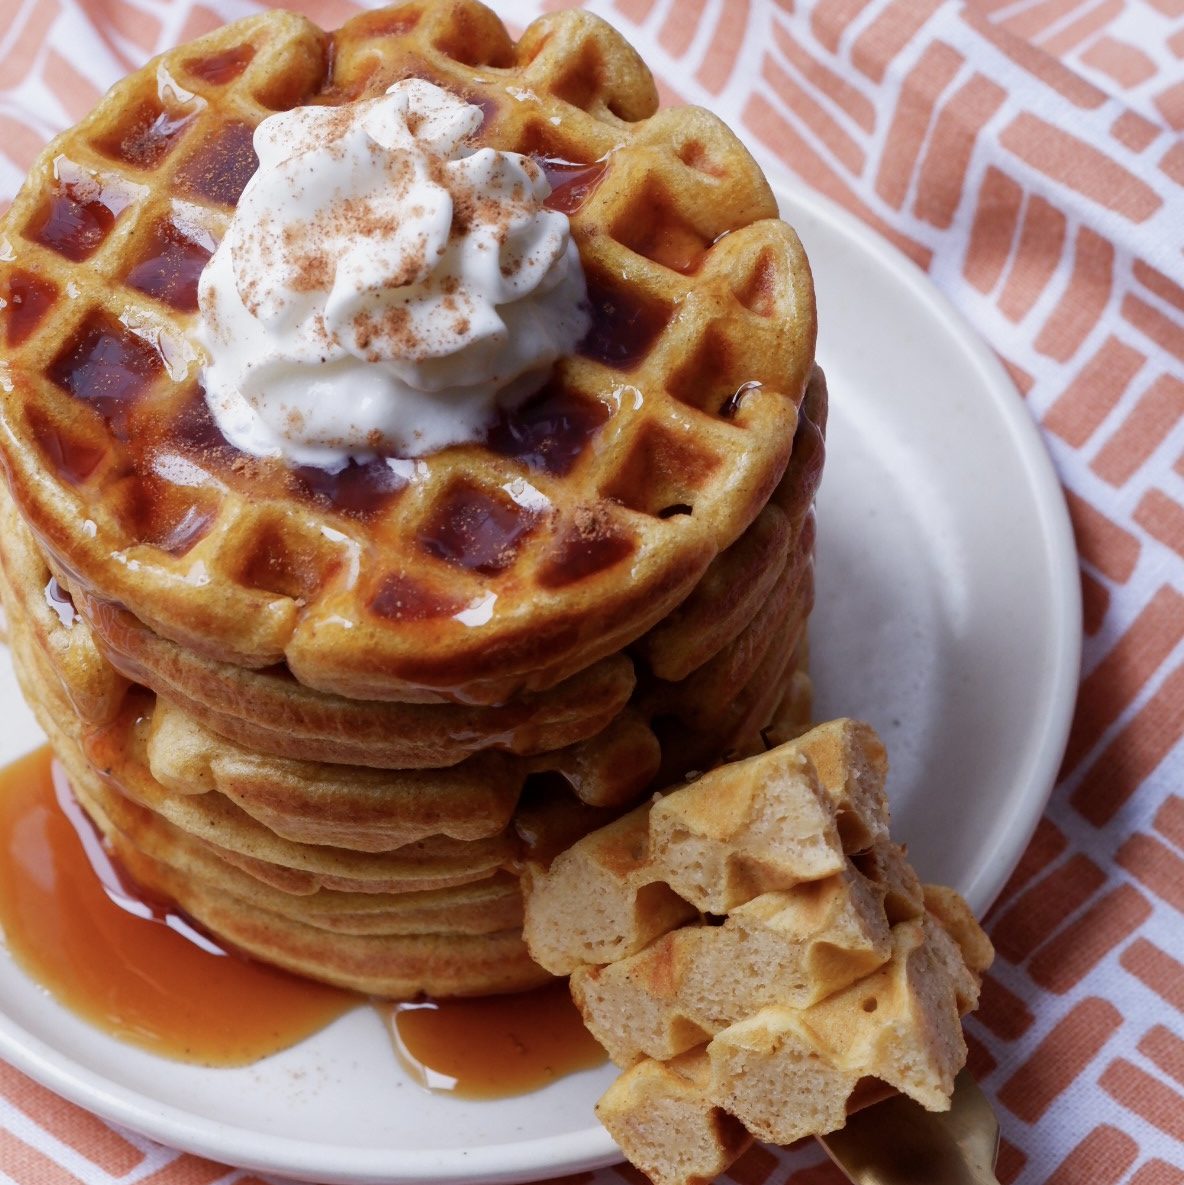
0,1,816,706
523,719,889,975
642,509,814,736
522,728,992,1185
596,1051,753,1185
0,476,638,765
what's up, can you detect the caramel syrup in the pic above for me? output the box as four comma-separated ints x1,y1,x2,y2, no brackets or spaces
486,384,609,477
46,313,164,439
579,274,671,370
418,484,538,575
0,748,605,1090
2,270,57,347
29,187,117,262
539,157,609,215
125,221,213,312
184,44,255,85
384,983,605,1098
0,747,357,1065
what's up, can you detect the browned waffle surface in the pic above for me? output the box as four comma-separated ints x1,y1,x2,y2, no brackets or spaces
3,463,813,829
69,725,549,996
0,0,815,703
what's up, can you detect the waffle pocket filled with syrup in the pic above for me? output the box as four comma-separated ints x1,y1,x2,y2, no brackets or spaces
0,0,823,997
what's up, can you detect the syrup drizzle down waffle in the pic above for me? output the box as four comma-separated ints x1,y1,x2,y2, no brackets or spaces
0,1,816,704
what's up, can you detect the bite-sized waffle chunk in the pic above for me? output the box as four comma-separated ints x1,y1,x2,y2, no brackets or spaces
852,837,925,924
789,717,890,852
648,741,844,914
522,720,887,972
571,856,896,1066
649,716,887,913
523,807,696,975
595,1051,752,1185
0,0,815,704
923,883,995,985
710,915,979,1138
524,716,995,1185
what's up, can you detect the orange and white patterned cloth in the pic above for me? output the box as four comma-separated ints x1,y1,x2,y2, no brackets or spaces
1,0,1183,1183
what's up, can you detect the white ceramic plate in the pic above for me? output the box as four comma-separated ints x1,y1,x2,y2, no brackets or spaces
0,180,1080,1184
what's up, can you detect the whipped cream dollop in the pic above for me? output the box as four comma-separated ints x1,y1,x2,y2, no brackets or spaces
195,79,590,467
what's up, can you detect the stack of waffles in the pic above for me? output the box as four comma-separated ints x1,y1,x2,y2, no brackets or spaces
523,722,994,1185
0,1,821,997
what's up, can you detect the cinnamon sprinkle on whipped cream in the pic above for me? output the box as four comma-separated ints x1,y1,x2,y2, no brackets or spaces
195,78,590,469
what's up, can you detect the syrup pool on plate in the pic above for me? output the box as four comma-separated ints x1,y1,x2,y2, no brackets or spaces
0,746,605,1091
0,747,356,1065
383,983,605,1099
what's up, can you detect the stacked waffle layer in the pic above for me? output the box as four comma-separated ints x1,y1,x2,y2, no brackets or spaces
522,723,994,1185
0,2,821,997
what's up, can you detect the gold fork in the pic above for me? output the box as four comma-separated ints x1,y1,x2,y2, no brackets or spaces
816,1070,1002,1184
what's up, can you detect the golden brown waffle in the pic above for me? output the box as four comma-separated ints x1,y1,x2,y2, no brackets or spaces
69,586,640,766
76,728,526,938
76,745,544,993
0,435,640,767
643,510,814,736
50,421,819,769
42,414,822,769
0,1,816,705
591,1050,753,1185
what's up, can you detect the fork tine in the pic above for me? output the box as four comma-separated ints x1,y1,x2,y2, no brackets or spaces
816,1071,1001,1185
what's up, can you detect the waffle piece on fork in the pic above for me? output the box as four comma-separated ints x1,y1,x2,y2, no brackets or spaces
521,729,993,1185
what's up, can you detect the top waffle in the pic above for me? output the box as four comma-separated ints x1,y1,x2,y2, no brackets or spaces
0,1,816,704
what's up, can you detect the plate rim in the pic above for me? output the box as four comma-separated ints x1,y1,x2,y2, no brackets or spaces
0,177,1081,1184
